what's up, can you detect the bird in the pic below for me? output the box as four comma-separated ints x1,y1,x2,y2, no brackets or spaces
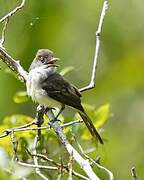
26,49,103,144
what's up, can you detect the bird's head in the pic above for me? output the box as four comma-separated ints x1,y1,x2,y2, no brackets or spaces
29,49,59,71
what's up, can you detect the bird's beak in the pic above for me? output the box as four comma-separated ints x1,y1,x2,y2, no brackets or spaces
47,64,59,68
48,57,60,64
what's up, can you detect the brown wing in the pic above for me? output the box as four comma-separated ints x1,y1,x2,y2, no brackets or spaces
42,72,103,144
41,72,83,111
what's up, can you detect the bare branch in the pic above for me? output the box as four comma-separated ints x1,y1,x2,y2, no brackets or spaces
80,0,108,92
91,159,114,180
0,120,37,138
61,119,83,128
0,0,27,81
17,161,58,170
0,18,9,47
0,48,28,81
68,153,73,180
73,135,114,180
27,152,89,180
32,135,48,180
0,0,26,23
48,109,100,180
72,171,89,180
0,119,82,138
11,129,18,160
131,167,138,180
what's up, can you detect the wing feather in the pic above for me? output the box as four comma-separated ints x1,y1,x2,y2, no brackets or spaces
41,72,83,110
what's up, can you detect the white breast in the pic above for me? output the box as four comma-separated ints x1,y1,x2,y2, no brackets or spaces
26,66,60,108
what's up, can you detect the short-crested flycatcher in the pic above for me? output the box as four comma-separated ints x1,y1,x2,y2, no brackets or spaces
26,49,103,144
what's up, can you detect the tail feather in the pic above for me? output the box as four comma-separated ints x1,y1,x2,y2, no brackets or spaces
79,111,103,144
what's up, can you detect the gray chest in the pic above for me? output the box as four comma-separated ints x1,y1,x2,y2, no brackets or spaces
26,67,60,107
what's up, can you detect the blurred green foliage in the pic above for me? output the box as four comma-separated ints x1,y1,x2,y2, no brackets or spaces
0,0,144,179
0,103,110,179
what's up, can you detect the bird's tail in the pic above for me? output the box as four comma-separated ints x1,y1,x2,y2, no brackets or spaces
79,110,103,144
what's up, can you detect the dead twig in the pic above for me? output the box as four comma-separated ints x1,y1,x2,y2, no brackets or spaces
26,151,89,180
73,134,114,180
0,18,9,47
0,118,83,138
80,0,108,92
0,120,36,138
0,0,26,23
68,153,73,180
11,129,18,161
131,167,138,180
32,135,48,180
17,161,58,170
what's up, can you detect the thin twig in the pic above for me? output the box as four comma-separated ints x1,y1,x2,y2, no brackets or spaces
32,135,48,180
0,120,37,138
17,161,58,170
68,153,73,180
11,129,18,160
0,0,26,23
61,119,83,128
0,119,83,138
131,167,138,180
27,152,89,180
0,1,27,81
80,0,108,92
91,159,114,180
0,0,26,60
74,135,114,180
13,119,36,130
0,18,9,47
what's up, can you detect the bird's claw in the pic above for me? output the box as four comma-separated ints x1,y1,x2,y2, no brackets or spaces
51,117,61,123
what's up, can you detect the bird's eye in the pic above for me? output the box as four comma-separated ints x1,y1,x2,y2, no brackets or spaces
38,56,45,62
41,58,45,63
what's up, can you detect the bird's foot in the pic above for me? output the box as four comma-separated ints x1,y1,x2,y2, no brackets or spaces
51,117,61,123
48,117,60,127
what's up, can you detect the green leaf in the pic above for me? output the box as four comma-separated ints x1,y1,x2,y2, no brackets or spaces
94,104,110,129
60,66,74,76
3,114,33,127
1,114,35,155
13,91,28,104
75,103,110,140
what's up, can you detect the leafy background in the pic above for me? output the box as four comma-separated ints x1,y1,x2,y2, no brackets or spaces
0,0,144,179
